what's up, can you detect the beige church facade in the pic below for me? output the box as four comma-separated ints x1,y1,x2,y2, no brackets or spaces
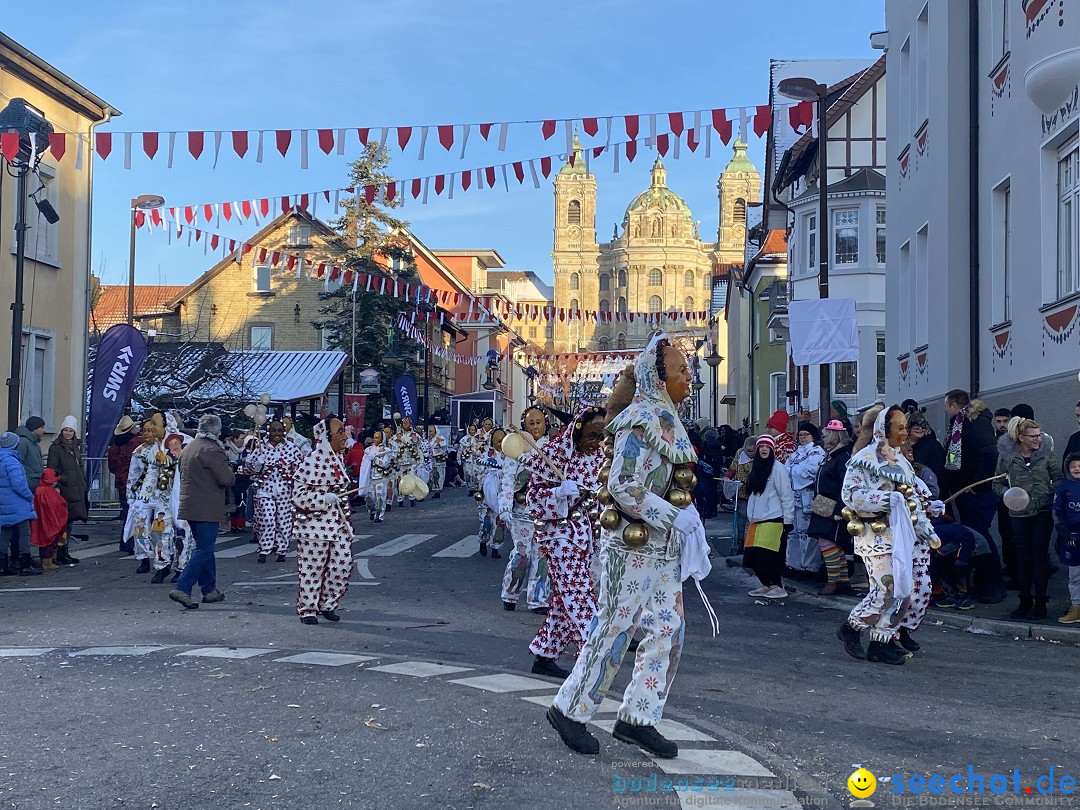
550,139,760,353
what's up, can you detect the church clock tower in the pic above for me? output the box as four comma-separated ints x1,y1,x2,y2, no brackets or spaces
551,135,599,352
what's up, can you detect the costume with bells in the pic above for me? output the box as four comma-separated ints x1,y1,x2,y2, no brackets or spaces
292,420,353,622
124,414,188,575
499,416,551,611
549,333,715,758
426,429,447,497
838,407,939,664
394,426,423,506
244,433,304,557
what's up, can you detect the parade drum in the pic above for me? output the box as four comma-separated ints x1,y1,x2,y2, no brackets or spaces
501,432,526,459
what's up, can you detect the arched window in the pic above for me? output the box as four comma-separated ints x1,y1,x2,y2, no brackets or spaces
567,199,581,225
618,269,627,287
648,268,662,286
598,336,611,350
683,271,694,287
617,332,627,350
599,273,610,291
617,296,628,313
569,272,579,291
684,297,695,312
704,273,712,290
599,299,611,313
569,298,579,312
734,198,746,225
649,295,663,313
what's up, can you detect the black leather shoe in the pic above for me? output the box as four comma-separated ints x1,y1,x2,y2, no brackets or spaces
150,568,169,584
837,622,866,660
257,554,267,564
276,554,287,562
300,615,318,625
491,549,501,559
136,559,151,574
320,609,341,622
546,706,599,755
898,627,921,652
866,639,906,665
479,542,488,557
502,601,516,611
531,656,570,679
612,719,678,759
18,555,42,576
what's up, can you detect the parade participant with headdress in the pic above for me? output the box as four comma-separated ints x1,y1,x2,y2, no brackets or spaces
524,404,606,678
546,332,711,760
394,417,424,508
292,417,353,625
359,430,393,523
500,406,551,612
381,426,397,508
458,425,481,493
477,428,507,558
426,425,448,499
125,413,184,583
836,405,942,665
243,420,304,563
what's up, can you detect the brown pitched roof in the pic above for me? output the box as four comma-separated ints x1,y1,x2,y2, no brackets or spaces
90,285,186,331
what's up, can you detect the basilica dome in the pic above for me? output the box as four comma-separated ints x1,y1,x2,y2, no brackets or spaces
622,157,693,224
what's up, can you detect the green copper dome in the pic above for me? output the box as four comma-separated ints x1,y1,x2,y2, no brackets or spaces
723,137,756,174
622,156,693,223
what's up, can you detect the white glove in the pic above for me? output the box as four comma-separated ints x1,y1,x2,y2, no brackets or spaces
323,492,341,507
929,500,946,517
555,481,580,501
672,504,703,536
249,461,264,473
499,511,513,525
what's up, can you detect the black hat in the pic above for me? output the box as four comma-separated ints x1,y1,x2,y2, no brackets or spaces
797,421,821,444
1010,403,1035,420
900,398,920,414
24,416,45,432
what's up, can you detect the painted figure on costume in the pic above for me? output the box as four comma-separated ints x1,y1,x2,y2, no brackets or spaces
125,414,185,582
500,407,552,612
244,420,305,562
426,426,447,499
459,425,482,493
360,430,393,523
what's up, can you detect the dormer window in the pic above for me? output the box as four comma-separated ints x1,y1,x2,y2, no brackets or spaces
286,221,311,247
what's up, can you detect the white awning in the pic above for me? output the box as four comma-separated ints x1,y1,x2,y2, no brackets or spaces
213,351,348,404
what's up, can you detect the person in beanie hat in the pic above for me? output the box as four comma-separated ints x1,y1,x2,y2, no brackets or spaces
46,416,86,566
0,431,40,577
764,410,796,464
15,416,46,493
743,434,795,598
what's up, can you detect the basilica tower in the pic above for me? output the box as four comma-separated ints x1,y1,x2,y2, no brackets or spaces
551,135,600,352
715,138,761,264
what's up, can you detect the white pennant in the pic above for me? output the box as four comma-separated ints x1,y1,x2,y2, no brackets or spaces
335,128,346,155
648,113,657,147
422,176,430,204
738,107,749,143
418,126,429,160
300,129,309,169
564,119,573,156
497,122,508,151
167,132,176,168
75,132,84,170
123,132,132,170
528,160,540,189
501,164,509,192
605,116,612,146
256,131,264,163
448,172,455,199
704,124,712,158
213,131,223,169
459,123,471,159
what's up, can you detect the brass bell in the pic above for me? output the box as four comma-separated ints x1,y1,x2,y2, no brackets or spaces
666,488,692,508
929,536,941,549
846,518,865,536
672,466,695,489
910,512,919,525
598,465,611,485
897,484,913,497
597,487,614,505
473,491,485,502
588,508,600,520
604,442,615,459
841,507,855,520
599,509,621,531
622,522,649,548
906,498,919,513
514,491,527,505
870,520,888,535
570,510,583,521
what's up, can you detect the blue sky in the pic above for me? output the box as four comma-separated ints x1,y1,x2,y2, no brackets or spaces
4,0,883,288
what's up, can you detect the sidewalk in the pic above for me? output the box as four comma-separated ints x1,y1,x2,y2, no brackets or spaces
702,513,1080,648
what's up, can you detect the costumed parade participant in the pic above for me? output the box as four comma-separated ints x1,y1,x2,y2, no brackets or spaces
764,409,797,464
360,430,393,523
394,418,424,508
837,405,942,666
163,429,193,580
546,333,713,759
292,417,353,625
785,422,826,575
477,428,506,558
282,417,312,455
426,426,447,499
244,420,304,563
459,425,481,493
125,414,184,583
525,406,606,678
500,407,551,612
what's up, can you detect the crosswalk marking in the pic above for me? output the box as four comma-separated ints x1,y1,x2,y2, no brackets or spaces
72,646,170,656
649,749,775,777
358,533,435,557
432,534,480,558
368,661,472,677
215,543,259,559
275,652,377,666
0,586,81,593
73,544,124,559
178,647,275,660
0,648,55,657
521,694,624,714
449,673,558,693
591,717,716,742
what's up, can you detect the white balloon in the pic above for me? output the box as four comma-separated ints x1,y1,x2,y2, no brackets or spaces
254,414,268,426
256,404,267,416
243,404,257,418
260,393,272,405
1002,487,1030,511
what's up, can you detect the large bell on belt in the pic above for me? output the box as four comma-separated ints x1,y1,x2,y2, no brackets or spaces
598,465,611,485
672,466,695,489
846,517,865,536
666,488,692,508
599,509,621,531
514,491,527,505
622,522,648,548
473,490,485,502
597,487,614,506
870,520,888,535
604,441,615,459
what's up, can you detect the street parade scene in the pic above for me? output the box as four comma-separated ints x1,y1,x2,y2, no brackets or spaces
2,3,1080,809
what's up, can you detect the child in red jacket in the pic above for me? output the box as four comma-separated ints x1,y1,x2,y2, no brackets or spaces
32,468,68,572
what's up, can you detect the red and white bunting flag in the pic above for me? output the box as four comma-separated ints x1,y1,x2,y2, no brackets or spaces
276,130,291,156
438,125,454,150
625,140,638,162
95,132,112,160
318,129,334,154
668,111,685,136
754,104,772,136
624,115,639,141
541,119,556,139
188,131,204,160
397,126,412,150
434,174,446,196
583,117,599,136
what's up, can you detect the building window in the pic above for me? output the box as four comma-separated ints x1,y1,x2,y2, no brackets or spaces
1057,137,1079,299
286,221,311,246
835,362,857,395
617,332,627,349
529,327,537,338
900,38,911,144
876,207,886,265
915,225,929,345
599,273,610,291
834,210,859,264
703,274,711,291
598,336,610,350
648,295,663,313
734,198,746,225
254,265,271,293
617,296,627,314
683,271,694,287
567,200,581,225
992,181,1011,323
21,330,55,428
250,325,273,350
899,240,912,350
648,268,662,286
876,333,886,396
545,325,553,339
806,214,817,270
11,163,60,267
684,297,694,312
995,0,1010,57
915,4,929,129
770,372,786,413
569,272,580,291
618,269,627,287
569,298,579,312
599,299,611,313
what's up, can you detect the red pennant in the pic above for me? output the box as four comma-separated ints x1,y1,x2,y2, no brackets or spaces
329,265,340,281
397,127,412,150
512,162,525,183
150,208,163,226
438,125,454,150
270,251,281,267
687,129,699,153
344,269,353,286
789,101,813,133
1,132,19,160
625,140,638,162
281,196,290,214
485,166,496,187
411,178,422,198
95,132,112,160
240,200,252,220
286,255,296,272
203,205,213,222
754,104,772,136
385,181,397,201
299,194,309,210
141,132,158,160
582,117,599,136
540,157,552,177
624,115,640,141
357,128,370,144
668,112,684,136
541,120,556,139
712,109,732,144
194,229,202,242
232,131,248,158
188,131,204,160
461,172,471,191
317,129,334,154
48,132,66,161
479,123,493,140
656,133,670,156
275,130,291,156
364,185,377,204
434,174,446,195
134,211,145,228
258,247,268,263
211,234,220,250
184,207,195,224
259,198,270,217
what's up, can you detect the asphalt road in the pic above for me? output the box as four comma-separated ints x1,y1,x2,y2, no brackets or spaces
2,489,1078,810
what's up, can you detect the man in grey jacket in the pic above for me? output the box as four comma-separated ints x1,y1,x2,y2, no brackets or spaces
170,415,235,609
15,417,45,490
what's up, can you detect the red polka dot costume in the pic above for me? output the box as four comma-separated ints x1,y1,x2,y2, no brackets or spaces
245,438,305,555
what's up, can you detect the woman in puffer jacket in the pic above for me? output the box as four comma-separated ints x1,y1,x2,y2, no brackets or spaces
0,431,38,576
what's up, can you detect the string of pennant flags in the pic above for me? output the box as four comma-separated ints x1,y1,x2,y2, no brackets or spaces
138,212,712,327
0,101,818,169
395,315,483,366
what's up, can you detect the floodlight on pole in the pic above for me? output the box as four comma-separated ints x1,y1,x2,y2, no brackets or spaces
128,194,165,326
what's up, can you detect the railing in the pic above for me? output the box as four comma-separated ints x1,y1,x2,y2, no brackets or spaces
85,457,120,516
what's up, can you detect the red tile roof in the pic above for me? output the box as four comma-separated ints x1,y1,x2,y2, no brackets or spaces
90,285,185,331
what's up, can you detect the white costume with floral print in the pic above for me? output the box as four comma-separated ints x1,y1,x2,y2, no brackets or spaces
499,438,550,609
841,409,938,643
363,443,393,521
554,333,699,729
125,438,187,572
428,434,447,494
394,429,423,505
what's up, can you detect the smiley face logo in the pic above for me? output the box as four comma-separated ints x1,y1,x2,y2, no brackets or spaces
848,768,877,799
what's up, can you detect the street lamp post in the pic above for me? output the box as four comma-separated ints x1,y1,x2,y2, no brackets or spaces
778,77,831,424
704,348,723,428
128,194,166,325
